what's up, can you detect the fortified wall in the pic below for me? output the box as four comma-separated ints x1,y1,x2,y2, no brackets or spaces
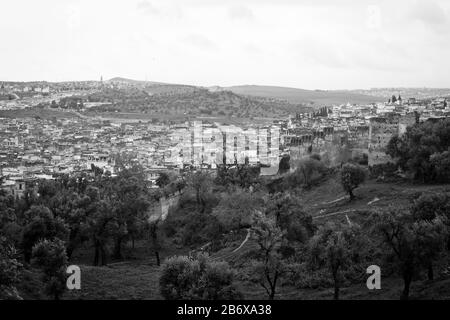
368,113,416,166
287,126,370,166
148,191,182,222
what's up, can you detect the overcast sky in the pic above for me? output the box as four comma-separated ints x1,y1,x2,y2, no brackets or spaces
1,0,449,89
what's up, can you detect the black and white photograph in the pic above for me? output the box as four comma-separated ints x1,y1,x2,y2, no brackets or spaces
1,0,450,310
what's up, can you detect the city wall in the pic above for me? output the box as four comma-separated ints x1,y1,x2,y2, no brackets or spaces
288,126,370,166
368,113,416,166
148,191,182,222
288,114,417,167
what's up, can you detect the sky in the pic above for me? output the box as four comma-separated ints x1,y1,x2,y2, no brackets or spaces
1,0,450,90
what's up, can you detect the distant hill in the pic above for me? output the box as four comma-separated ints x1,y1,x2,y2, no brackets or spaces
107,78,382,105
107,77,198,95
86,87,311,118
224,85,384,106
108,77,165,86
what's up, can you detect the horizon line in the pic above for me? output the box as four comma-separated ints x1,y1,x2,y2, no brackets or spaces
1,78,450,92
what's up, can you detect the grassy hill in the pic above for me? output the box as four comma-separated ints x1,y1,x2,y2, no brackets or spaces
107,78,384,106
225,85,384,106
87,87,312,119
108,77,165,85
108,77,198,96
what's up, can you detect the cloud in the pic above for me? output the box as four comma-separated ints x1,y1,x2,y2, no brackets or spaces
182,34,217,50
136,1,159,15
293,37,350,69
65,4,81,30
2,0,450,88
409,0,447,26
228,5,254,20
366,5,382,30
242,43,261,54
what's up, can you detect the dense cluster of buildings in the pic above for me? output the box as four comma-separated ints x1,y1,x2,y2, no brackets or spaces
0,116,280,196
284,97,449,167
0,81,100,111
167,121,279,168
1,87,449,198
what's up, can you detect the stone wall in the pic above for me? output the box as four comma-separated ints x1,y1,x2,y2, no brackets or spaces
288,126,369,167
148,191,182,222
288,114,417,168
368,113,416,166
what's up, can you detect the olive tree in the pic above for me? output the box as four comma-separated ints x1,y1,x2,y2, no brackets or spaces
340,163,366,201
371,209,447,299
31,238,68,300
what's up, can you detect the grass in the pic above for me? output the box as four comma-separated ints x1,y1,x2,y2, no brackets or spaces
296,175,450,226
58,261,450,300
64,263,163,300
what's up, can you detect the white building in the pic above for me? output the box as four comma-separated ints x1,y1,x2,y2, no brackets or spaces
168,121,280,168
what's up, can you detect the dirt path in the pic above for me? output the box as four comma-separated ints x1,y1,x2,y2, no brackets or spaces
232,229,251,253
211,229,252,262
313,209,357,219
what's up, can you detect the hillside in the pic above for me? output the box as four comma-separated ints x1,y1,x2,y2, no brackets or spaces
108,77,165,85
106,78,383,107
225,85,384,106
46,178,449,300
86,87,312,118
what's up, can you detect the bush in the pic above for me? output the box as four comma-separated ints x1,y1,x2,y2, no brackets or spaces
215,164,261,190
278,155,291,174
431,151,450,183
31,238,68,300
0,237,23,300
411,192,450,222
369,162,398,180
159,254,242,300
351,153,368,166
386,118,450,183
265,193,315,244
163,207,223,247
212,190,262,232
21,206,69,263
285,158,326,189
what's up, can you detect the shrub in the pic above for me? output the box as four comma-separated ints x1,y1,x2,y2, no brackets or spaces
411,192,450,222
369,162,398,180
0,237,23,300
21,206,69,263
159,254,242,300
386,118,450,183
31,238,68,300
286,158,326,189
431,151,450,183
